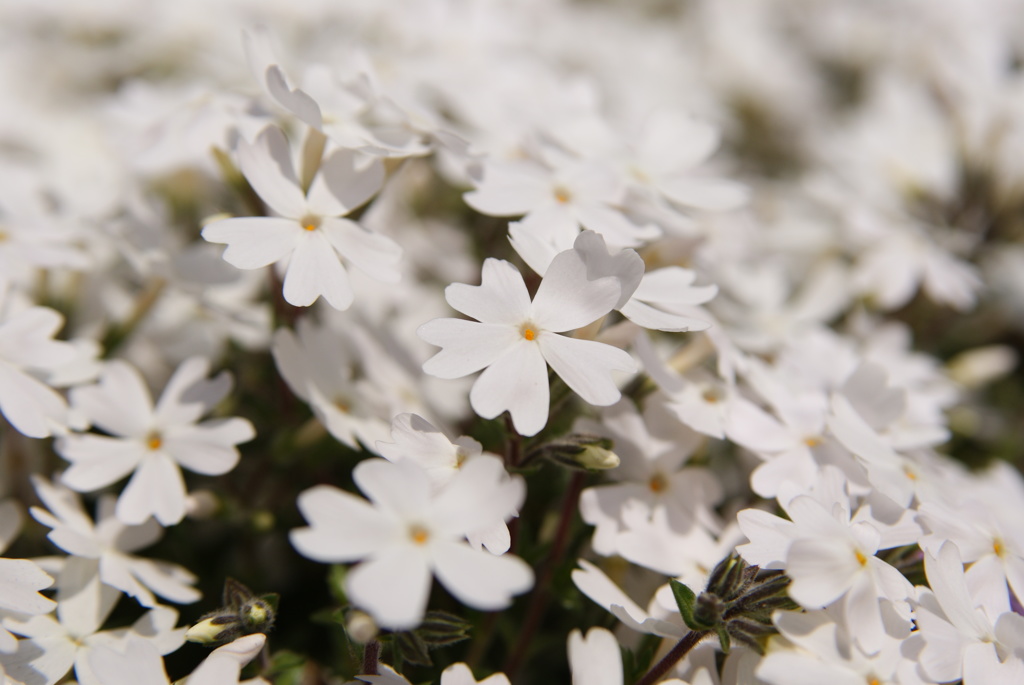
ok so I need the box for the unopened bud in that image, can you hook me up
[186,613,241,645]
[538,434,620,471]
[346,611,378,644]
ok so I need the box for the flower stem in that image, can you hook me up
[361,639,381,676]
[101,277,167,356]
[503,471,586,681]
[632,630,709,685]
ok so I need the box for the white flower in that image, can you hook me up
[56,357,255,526]
[914,542,1024,684]
[737,469,915,655]
[29,476,200,607]
[290,458,532,630]
[0,558,55,654]
[374,413,516,554]
[465,156,659,252]
[419,249,636,436]
[201,126,401,310]
[0,298,79,438]
[356,662,509,685]
[2,601,184,685]
[568,627,686,685]
[88,633,267,685]
[577,401,722,557]
[272,319,390,449]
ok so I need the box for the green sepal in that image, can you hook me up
[328,565,349,604]
[396,630,432,667]
[416,610,472,648]
[716,625,731,654]
[260,593,281,613]
[670,580,706,631]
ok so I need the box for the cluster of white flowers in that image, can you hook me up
[2,0,1024,683]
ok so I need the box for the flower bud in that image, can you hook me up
[539,434,620,471]
[186,613,241,645]
[346,611,378,644]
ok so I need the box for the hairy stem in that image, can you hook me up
[361,639,381,676]
[633,631,709,685]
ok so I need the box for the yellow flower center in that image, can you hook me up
[522,326,537,341]
[994,538,1005,558]
[304,224,317,231]
[409,525,430,545]
[804,436,821,448]
[553,186,572,204]
[855,549,868,567]
[146,433,163,450]
[701,387,722,404]
[649,473,668,494]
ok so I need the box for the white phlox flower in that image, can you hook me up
[571,559,686,638]
[88,633,267,685]
[465,154,660,253]
[374,413,516,554]
[736,468,916,655]
[510,229,717,334]
[0,557,55,654]
[912,541,1024,685]
[916,464,1024,629]
[418,247,636,436]
[1,599,184,685]
[290,457,533,630]
[354,661,509,685]
[243,28,431,158]
[56,357,255,526]
[272,318,391,450]
[0,295,79,439]
[29,476,200,608]
[201,125,402,310]
[632,333,738,440]
[568,626,688,685]
[578,400,722,557]
[756,608,931,685]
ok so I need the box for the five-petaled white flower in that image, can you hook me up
[290,457,532,630]
[418,249,636,436]
[56,357,255,526]
[202,125,402,310]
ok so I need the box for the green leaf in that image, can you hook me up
[670,580,703,631]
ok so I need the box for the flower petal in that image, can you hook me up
[116,454,187,526]
[310,149,385,215]
[202,217,301,269]
[291,485,395,562]
[236,125,306,217]
[469,341,548,436]
[430,539,533,610]
[538,334,634,406]
[420,319,520,379]
[530,250,620,332]
[320,218,401,282]
[444,259,531,326]
[347,545,432,630]
[282,231,353,309]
